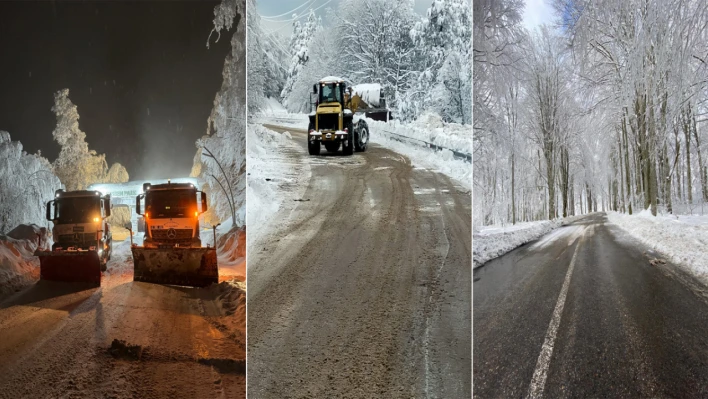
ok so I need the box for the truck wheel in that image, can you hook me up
[355,121,369,152]
[343,122,354,155]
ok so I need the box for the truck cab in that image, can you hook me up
[135,181,208,249]
[45,189,112,265]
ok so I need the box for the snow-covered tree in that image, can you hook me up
[104,163,129,184]
[475,0,708,227]
[194,0,247,227]
[51,89,128,191]
[400,0,472,123]
[246,0,288,113]
[335,0,418,109]
[0,131,62,233]
[281,9,320,110]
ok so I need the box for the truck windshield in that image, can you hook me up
[56,197,100,223]
[320,83,342,104]
[146,189,196,218]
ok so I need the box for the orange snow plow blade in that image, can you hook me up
[35,250,102,285]
[131,247,218,287]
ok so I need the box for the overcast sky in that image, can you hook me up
[523,0,555,31]
[0,1,231,181]
[256,0,433,36]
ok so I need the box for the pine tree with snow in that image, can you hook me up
[281,9,320,109]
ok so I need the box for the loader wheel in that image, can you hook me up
[308,140,321,155]
[324,142,340,153]
[355,121,369,152]
[307,122,320,155]
[343,122,354,156]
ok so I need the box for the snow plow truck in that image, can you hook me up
[308,76,371,156]
[131,180,217,287]
[36,189,113,284]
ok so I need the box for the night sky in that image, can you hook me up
[0,0,232,180]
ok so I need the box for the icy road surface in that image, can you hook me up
[474,213,708,398]
[247,124,471,398]
[0,240,245,398]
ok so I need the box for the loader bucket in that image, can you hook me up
[35,250,102,285]
[131,247,218,287]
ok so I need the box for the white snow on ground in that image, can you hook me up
[386,111,471,153]
[255,111,309,131]
[474,220,560,268]
[366,114,471,189]
[607,210,708,285]
[261,97,288,114]
[247,123,311,246]
[0,224,49,296]
[105,239,136,277]
[474,215,589,268]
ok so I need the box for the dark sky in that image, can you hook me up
[0,0,232,180]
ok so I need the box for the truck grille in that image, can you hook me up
[150,228,193,240]
[317,114,338,131]
[58,233,99,245]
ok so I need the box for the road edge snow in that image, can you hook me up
[606,211,708,287]
[473,215,590,268]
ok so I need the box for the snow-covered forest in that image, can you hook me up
[474,0,708,227]
[248,0,471,125]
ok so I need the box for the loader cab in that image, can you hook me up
[316,80,346,108]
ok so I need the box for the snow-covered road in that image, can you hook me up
[0,239,245,398]
[247,123,471,397]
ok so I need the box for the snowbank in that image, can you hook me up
[473,215,589,268]
[0,224,49,296]
[474,220,561,268]
[370,111,470,153]
[247,123,311,245]
[607,210,708,285]
[207,279,246,341]
[202,217,246,281]
[366,113,471,189]
[255,98,310,130]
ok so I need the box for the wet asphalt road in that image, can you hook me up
[474,213,708,398]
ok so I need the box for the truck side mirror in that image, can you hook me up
[104,199,111,217]
[313,84,317,94]
[46,201,53,221]
[201,192,208,213]
[136,195,142,215]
